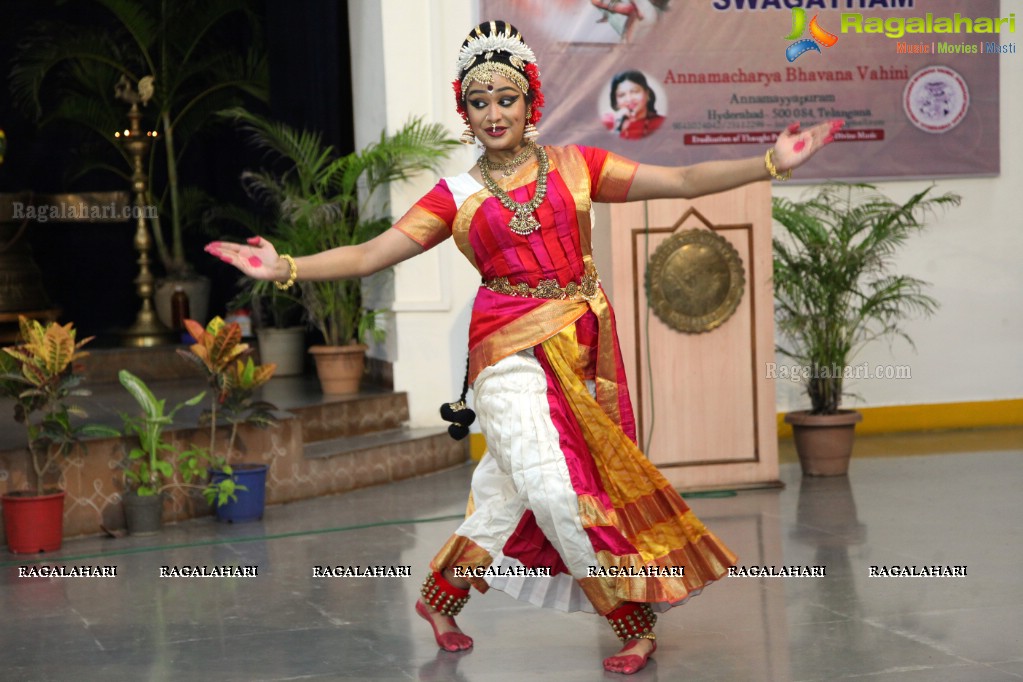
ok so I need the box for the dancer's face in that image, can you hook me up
[465,74,528,154]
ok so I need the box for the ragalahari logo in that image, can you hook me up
[784,8,838,62]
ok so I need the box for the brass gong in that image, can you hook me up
[645,228,745,333]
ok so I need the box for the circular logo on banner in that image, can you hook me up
[903,66,970,134]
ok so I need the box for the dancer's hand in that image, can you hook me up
[204,236,285,281]
[771,119,844,172]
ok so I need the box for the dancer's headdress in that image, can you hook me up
[452,20,544,128]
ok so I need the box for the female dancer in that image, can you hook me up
[207,20,842,675]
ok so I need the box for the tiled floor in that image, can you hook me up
[1,430,1021,681]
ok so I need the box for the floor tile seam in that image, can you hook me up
[982,661,1023,679]
[161,624,328,646]
[857,614,980,663]
[792,661,980,682]
[863,603,1023,618]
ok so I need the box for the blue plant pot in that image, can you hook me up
[210,463,268,523]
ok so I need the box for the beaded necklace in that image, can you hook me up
[483,141,535,177]
[478,143,549,236]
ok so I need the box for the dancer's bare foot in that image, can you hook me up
[416,599,473,651]
[603,637,656,674]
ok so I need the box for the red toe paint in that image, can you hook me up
[415,600,473,652]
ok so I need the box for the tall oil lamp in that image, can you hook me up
[116,77,175,346]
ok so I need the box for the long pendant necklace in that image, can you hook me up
[478,143,550,236]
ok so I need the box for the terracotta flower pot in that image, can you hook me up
[784,410,863,476]
[308,344,367,394]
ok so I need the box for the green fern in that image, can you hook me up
[772,183,960,414]
[221,108,458,345]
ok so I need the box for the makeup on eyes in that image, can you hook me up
[469,96,519,109]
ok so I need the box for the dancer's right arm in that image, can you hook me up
[205,229,425,283]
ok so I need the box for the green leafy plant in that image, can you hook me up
[229,274,304,330]
[772,183,960,414]
[176,316,277,506]
[10,0,268,276]
[221,108,459,346]
[118,369,204,496]
[0,317,119,496]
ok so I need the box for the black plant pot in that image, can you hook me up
[123,491,164,536]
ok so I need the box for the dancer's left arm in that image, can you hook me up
[626,119,843,201]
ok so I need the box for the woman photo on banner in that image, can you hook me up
[602,69,666,140]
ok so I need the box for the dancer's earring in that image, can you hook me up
[524,106,539,141]
[460,124,476,145]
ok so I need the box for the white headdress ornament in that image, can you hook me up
[457,34,537,73]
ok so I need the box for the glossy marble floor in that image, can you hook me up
[2,429,1021,681]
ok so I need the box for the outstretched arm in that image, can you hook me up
[205,228,425,284]
[626,119,843,201]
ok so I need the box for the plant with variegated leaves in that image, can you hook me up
[176,317,278,506]
[0,317,118,496]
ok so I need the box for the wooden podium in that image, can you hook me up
[600,182,780,491]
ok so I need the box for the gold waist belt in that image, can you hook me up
[482,264,599,301]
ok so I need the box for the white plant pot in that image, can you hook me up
[155,276,211,330]
[257,327,306,376]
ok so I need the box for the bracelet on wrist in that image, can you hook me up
[764,148,792,181]
[274,254,297,291]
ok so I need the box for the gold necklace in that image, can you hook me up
[478,144,549,236]
[483,142,535,177]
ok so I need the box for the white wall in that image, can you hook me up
[349,0,1021,427]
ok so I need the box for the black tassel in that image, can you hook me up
[440,356,476,441]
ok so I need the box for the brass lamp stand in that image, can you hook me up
[117,102,175,347]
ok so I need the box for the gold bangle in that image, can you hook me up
[274,254,297,291]
[765,148,792,181]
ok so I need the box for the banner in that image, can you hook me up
[479,0,1006,179]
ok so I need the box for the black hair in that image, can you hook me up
[609,70,659,118]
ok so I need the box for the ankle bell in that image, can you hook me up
[420,570,471,617]
[606,602,657,642]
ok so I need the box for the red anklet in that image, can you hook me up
[420,570,470,617]
[605,602,657,641]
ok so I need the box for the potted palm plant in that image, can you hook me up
[221,108,458,393]
[117,369,205,535]
[772,183,960,475]
[10,0,268,321]
[0,317,118,553]
[176,317,278,522]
